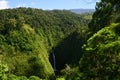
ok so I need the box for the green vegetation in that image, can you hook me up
[0,61,43,80]
[89,0,120,33]
[0,0,120,79]
[0,7,91,79]
[79,23,120,79]
[62,0,120,79]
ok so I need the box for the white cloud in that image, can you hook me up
[17,2,35,8]
[31,2,35,5]
[0,0,9,9]
[17,3,27,7]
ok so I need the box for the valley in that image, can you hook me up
[0,0,120,79]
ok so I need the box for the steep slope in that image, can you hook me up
[0,8,92,79]
[52,28,88,70]
[79,23,120,79]
[61,1,120,79]
[0,24,54,79]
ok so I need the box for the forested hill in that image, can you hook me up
[1,0,120,79]
[0,7,92,79]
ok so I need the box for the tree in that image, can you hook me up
[17,17,25,28]
[89,0,120,33]
[79,23,120,79]
[0,61,8,80]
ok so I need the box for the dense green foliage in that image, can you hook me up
[61,0,120,79]
[0,7,91,79]
[0,23,54,79]
[61,24,120,80]
[0,61,8,80]
[79,23,120,79]
[0,61,43,80]
[0,0,120,79]
[89,0,120,33]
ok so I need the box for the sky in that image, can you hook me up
[0,0,100,10]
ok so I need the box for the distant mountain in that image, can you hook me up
[70,9,95,14]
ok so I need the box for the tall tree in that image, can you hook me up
[89,0,120,33]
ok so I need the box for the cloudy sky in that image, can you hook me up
[0,0,99,10]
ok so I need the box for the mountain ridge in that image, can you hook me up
[70,9,95,14]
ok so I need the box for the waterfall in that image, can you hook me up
[52,50,57,71]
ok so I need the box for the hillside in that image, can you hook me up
[0,0,120,79]
[60,0,120,79]
[79,23,120,79]
[0,7,92,79]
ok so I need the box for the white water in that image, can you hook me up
[52,50,57,71]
